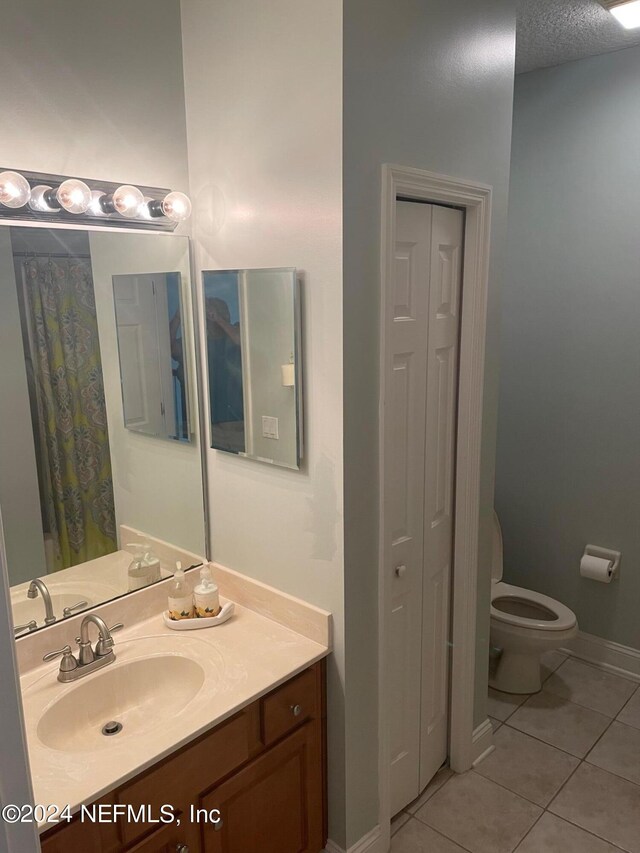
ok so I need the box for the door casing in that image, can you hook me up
[378,164,493,848]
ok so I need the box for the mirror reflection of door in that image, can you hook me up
[112,272,190,443]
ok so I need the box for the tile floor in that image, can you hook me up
[391,652,640,853]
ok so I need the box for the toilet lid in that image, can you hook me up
[491,582,577,632]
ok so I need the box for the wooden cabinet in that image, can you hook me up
[40,661,326,853]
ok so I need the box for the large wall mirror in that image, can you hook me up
[0,226,207,635]
[203,267,303,470]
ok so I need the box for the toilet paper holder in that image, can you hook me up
[583,544,621,580]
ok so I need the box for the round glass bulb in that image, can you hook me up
[88,191,107,216]
[28,185,59,212]
[56,179,91,214]
[0,171,31,208]
[112,184,144,217]
[162,191,192,222]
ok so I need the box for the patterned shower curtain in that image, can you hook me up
[24,257,117,571]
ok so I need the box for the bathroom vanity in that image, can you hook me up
[17,566,330,853]
[39,661,326,853]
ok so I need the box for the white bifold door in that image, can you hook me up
[386,200,463,816]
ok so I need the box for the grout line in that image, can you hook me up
[409,813,475,853]
[511,810,545,852]
[501,715,598,761]
[546,802,631,852]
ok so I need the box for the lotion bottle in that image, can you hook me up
[167,562,194,620]
[194,565,221,618]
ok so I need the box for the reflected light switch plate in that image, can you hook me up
[262,416,279,439]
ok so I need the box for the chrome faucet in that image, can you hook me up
[27,578,56,625]
[43,613,124,683]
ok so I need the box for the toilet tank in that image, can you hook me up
[492,511,504,582]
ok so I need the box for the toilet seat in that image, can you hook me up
[491,581,577,632]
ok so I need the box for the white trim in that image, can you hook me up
[324,826,385,853]
[562,631,640,683]
[378,164,493,841]
[471,718,495,766]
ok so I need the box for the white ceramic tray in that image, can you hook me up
[163,601,235,630]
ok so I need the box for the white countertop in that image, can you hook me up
[21,598,329,831]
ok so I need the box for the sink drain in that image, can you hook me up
[101,720,123,736]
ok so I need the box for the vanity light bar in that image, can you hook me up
[0,169,191,231]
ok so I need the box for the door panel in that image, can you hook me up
[420,205,463,789]
[387,203,431,816]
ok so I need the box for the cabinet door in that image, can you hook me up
[126,820,200,853]
[201,722,323,853]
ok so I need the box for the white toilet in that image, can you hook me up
[490,512,577,694]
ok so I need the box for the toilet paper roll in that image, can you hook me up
[580,554,615,583]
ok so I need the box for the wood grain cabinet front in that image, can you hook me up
[40,661,326,853]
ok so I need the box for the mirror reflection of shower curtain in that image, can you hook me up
[22,257,117,571]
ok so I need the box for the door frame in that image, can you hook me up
[379,164,493,837]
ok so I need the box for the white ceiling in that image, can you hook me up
[517,0,640,73]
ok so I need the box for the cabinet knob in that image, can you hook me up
[175,845,190,853]
[214,817,224,832]
[291,704,303,717]
[394,564,407,578]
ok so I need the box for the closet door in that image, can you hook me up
[386,201,463,814]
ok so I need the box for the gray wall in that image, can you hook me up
[0,229,46,585]
[0,0,189,194]
[343,0,516,843]
[496,46,640,651]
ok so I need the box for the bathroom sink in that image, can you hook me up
[36,653,205,752]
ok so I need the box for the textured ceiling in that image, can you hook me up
[517,0,640,73]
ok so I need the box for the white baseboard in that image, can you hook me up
[325,826,385,853]
[471,718,495,766]
[561,631,640,683]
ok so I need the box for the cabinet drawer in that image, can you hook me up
[117,711,250,846]
[261,667,318,746]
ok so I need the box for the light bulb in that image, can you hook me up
[28,185,59,212]
[610,0,640,28]
[161,191,192,222]
[112,184,144,217]
[55,179,91,214]
[0,171,31,208]
[88,191,107,216]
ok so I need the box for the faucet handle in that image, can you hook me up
[13,620,38,637]
[62,600,88,618]
[43,645,78,673]
[95,623,124,656]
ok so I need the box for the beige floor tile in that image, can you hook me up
[515,812,624,853]
[540,650,568,683]
[487,687,529,721]
[549,762,640,853]
[587,720,640,786]
[617,686,640,730]
[508,691,611,757]
[418,771,541,853]
[406,766,454,814]
[391,811,411,836]
[544,659,636,717]
[392,818,468,852]
[475,725,579,806]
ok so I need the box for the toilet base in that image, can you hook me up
[489,650,542,694]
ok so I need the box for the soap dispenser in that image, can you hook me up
[127,543,162,591]
[194,565,221,618]
[167,562,194,620]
